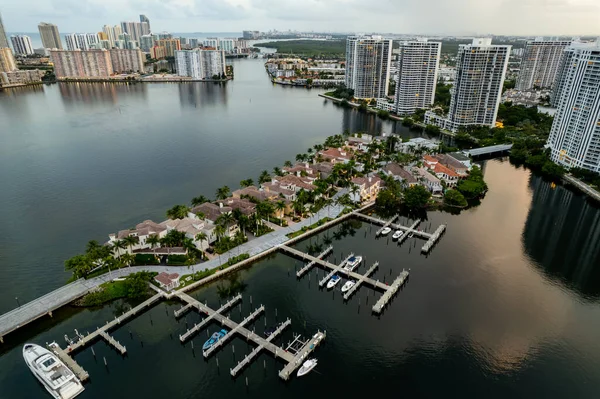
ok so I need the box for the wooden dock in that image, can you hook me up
[318,253,355,287]
[278,331,327,380]
[372,269,409,314]
[230,318,291,377]
[396,220,422,246]
[421,224,447,253]
[296,245,333,277]
[343,262,379,301]
[48,342,89,382]
[178,294,242,342]
[203,305,265,357]
[173,303,193,318]
[375,214,399,235]
[98,331,126,355]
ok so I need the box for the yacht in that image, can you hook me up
[380,227,392,236]
[326,275,341,289]
[341,280,356,293]
[297,358,318,377]
[343,256,362,271]
[23,343,85,399]
[203,329,228,350]
[392,230,403,240]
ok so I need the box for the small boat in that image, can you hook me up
[392,230,403,240]
[380,227,392,235]
[23,343,85,399]
[343,256,362,271]
[341,280,356,293]
[203,329,228,350]
[297,358,318,377]
[326,275,341,289]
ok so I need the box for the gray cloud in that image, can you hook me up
[1,0,598,35]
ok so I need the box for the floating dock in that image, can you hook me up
[372,269,409,314]
[421,224,447,254]
[178,294,242,342]
[375,214,399,235]
[278,331,327,380]
[318,252,355,287]
[296,245,333,277]
[343,262,379,301]
[48,342,90,382]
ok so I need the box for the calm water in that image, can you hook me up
[1,60,600,398]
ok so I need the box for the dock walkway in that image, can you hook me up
[318,253,354,287]
[372,269,409,314]
[296,246,333,277]
[278,331,326,380]
[421,225,446,253]
[343,262,379,301]
[48,342,90,382]
[375,215,399,235]
[178,294,242,342]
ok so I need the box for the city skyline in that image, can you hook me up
[0,0,599,36]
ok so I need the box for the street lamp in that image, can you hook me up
[15,297,20,308]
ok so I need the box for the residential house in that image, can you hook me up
[262,174,316,201]
[312,162,334,179]
[109,219,168,252]
[396,137,440,154]
[318,147,354,164]
[218,197,256,216]
[351,175,382,202]
[432,162,460,187]
[282,163,317,180]
[446,152,472,171]
[413,167,443,194]
[232,186,274,202]
[190,202,239,238]
[382,162,419,187]
[155,272,180,291]
[346,135,373,152]
[159,217,217,249]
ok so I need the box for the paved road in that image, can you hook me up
[0,203,345,340]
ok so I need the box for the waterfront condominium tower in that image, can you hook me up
[175,49,226,79]
[50,49,114,78]
[38,22,63,49]
[426,38,510,132]
[0,12,8,48]
[109,48,145,73]
[516,39,571,90]
[345,35,392,99]
[140,15,151,34]
[10,35,34,55]
[394,39,441,116]
[0,46,16,72]
[547,42,600,172]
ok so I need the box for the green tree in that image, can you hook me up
[240,179,254,188]
[403,185,431,209]
[273,166,283,176]
[167,204,190,219]
[112,240,127,259]
[275,200,286,225]
[191,195,209,207]
[123,235,138,254]
[195,232,208,249]
[258,170,271,184]
[216,186,231,200]
[284,160,293,168]
[444,189,467,207]
[146,235,160,249]
[121,253,135,268]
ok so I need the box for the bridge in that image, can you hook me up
[463,144,513,157]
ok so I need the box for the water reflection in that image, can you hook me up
[0,84,46,118]
[58,82,147,106]
[178,82,228,108]
[523,174,600,299]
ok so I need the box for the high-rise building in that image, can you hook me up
[11,35,34,55]
[102,25,116,48]
[157,32,172,40]
[547,42,600,172]
[38,22,62,49]
[516,39,571,90]
[0,46,16,72]
[65,33,99,51]
[150,45,167,59]
[140,15,151,33]
[140,35,154,52]
[121,21,148,42]
[109,48,144,73]
[156,38,181,57]
[345,35,392,99]
[220,38,236,52]
[203,37,220,49]
[425,38,510,132]
[86,33,99,48]
[175,49,226,79]
[394,39,441,116]
[0,12,8,49]
[242,30,259,40]
[50,49,114,78]
[65,34,77,51]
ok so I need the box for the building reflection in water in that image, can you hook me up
[523,174,600,299]
[0,84,46,118]
[58,81,147,106]
[178,82,228,108]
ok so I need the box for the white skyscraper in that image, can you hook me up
[345,35,392,99]
[0,12,9,48]
[547,42,600,172]
[38,22,63,49]
[425,38,510,132]
[516,39,571,90]
[394,39,441,116]
[86,33,99,48]
[175,49,226,79]
[65,34,77,51]
[102,25,116,48]
[10,35,34,55]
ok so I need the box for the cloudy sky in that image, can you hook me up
[1,0,599,36]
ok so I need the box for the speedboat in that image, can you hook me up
[341,280,356,293]
[343,256,362,271]
[23,343,85,399]
[297,358,318,377]
[392,230,403,240]
[203,329,228,350]
[326,275,341,289]
[380,227,392,236]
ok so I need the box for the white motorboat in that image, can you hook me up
[343,256,362,271]
[23,343,85,399]
[297,358,318,377]
[326,275,341,289]
[380,227,392,236]
[392,230,403,240]
[341,280,356,293]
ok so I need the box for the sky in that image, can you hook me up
[1,0,599,36]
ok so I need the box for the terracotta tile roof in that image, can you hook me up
[423,155,439,164]
[318,147,353,162]
[262,182,295,196]
[191,202,231,222]
[434,153,469,171]
[433,162,459,177]
[383,163,418,183]
[232,186,274,202]
[275,174,316,190]
[351,175,382,189]
[220,197,256,215]
[155,272,180,286]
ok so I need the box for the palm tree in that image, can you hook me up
[191,195,209,207]
[123,235,138,254]
[215,224,226,242]
[295,153,305,162]
[284,160,292,168]
[237,214,250,236]
[146,234,160,249]
[195,232,207,250]
[112,239,127,259]
[167,204,190,219]
[121,253,135,268]
[350,184,360,204]
[258,170,271,184]
[323,198,333,217]
[275,200,286,225]
[257,201,274,224]
[273,166,283,176]
[240,178,254,188]
[216,186,231,200]
[217,212,236,237]
[307,148,313,154]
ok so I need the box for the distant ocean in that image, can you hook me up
[7,32,242,49]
